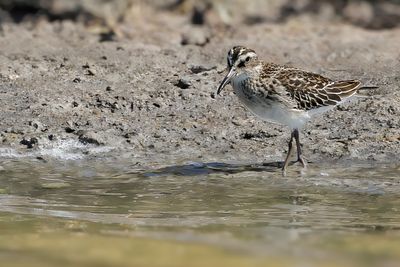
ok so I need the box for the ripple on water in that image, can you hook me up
[0,159,399,265]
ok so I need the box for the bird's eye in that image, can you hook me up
[245,57,250,62]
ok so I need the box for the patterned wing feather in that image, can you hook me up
[305,80,361,109]
[273,69,361,110]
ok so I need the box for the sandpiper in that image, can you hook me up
[217,46,375,174]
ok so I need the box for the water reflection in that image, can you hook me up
[143,161,282,176]
[0,159,399,265]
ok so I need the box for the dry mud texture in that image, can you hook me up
[0,5,399,166]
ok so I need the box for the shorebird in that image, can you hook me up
[217,46,375,174]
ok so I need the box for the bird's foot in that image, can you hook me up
[281,157,307,176]
[282,167,287,177]
[296,156,307,169]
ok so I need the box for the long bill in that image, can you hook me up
[217,67,236,95]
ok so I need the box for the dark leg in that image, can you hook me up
[282,130,295,174]
[293,129,307,168]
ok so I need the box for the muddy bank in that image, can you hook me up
[0,5,399,166]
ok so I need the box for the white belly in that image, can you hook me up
[231,75,310,129]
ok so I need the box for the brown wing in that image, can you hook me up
[273,69,361,110]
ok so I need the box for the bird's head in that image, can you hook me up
[217,46,258,95]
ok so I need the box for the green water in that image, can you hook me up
[0,159,400,267]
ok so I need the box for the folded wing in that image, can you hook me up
[274,69,362,111]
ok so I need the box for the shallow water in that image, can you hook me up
[0,158,400,267]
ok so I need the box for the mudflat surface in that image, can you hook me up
[0,8,399,166]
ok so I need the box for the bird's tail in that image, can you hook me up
[356,85,378,97]
[358,86,379,90]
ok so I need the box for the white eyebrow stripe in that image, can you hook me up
[238,52,257,62]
